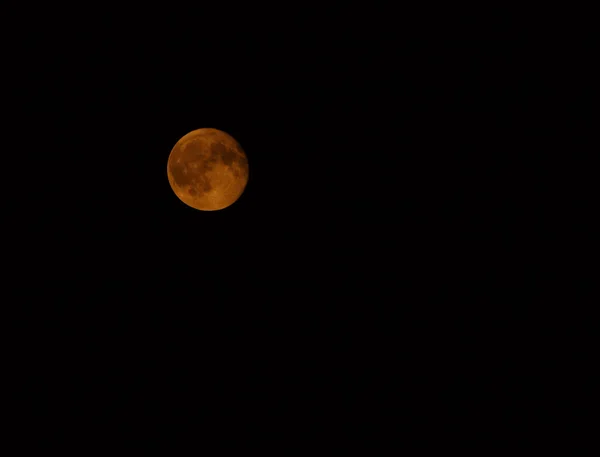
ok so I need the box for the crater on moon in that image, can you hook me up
[167,128,249,211]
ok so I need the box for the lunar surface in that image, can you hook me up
[167,128,249,211]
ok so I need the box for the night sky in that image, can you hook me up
[10,5,574,449]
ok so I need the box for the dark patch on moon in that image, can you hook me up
[186,175,212,197]
[170,161,192,188]
[201,160,216,171]
[205,152,219,167]
[232,154,248,178]
[223,147,238,166]
[191,170,212,197]
[211,142,239,166]
[210,143,226,161]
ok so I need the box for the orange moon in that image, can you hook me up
[167,128,249,211]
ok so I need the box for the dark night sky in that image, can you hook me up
[8,5,579,449]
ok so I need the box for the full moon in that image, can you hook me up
[167,128,249,211]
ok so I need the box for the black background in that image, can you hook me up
[6,4,586,450]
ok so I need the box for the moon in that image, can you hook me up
[167,128,249,211]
